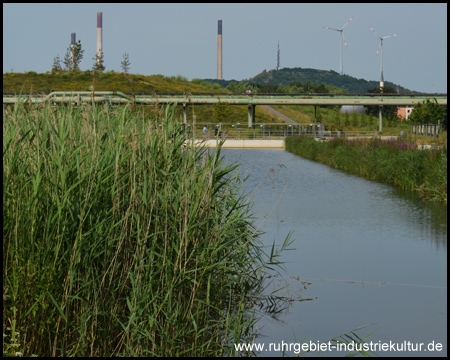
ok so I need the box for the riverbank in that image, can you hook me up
[285,135,447,201]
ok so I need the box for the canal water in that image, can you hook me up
[219,148,447,357]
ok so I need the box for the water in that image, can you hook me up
[219,148,447,357]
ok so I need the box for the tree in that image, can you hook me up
[63,49,72,71]
[256,84,279,93]
[408,99,445,125]
[52,54,62,72]
[226,81,257,94]
[316,83,327,93]
[72,40,85,71]
[92,50,106,72]
[73,40,85,70]
[316,106,323,123]
[63,40,84,71]
[121,52,131,73]
[213,102,231,123]
[305,81,311,92]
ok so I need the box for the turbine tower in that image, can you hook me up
[323,16,354,75]
[369,26,398,89]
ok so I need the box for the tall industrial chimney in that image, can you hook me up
[97,12,103,64]
[277,41,280,71]
[217,20,222,80]
[71,33,76,70]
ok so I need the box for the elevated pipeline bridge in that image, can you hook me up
[3,91,447,131]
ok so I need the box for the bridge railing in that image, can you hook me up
[182,123,313,140]
[3,91,447,106]
[181,123,377,140]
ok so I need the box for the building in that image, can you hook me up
[397,106,414,121]
[340,105,365,114]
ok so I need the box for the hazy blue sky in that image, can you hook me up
[3,3,447,93]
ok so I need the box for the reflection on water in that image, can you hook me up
[219,148,447,357]
[389,188,447,252]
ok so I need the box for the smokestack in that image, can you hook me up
[97,12,103,64]
[70,33,76,71]
[277,41,280,71]
[217,20,222,80]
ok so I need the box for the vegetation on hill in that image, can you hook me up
[204,67,418,94]
[2,71,226,94]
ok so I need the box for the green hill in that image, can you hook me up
[203,67,417,94]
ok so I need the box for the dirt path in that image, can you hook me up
[261,105,298,124]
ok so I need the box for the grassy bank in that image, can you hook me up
[3,101,290,356]
[2,71,223,93]
[285,136,447,201]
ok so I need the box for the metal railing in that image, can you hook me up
[180,123,377,140]
[411,123,442,137]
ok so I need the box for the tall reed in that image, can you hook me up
[3,101,288,356]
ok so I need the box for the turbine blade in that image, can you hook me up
[323,26,340,31]
[342,31,348,48]
[375,40,382,56]
[341,16,354,30]
[382,33,399,39]
[369,25,382,39]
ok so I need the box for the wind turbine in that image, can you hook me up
[369,26,398,133]
[323,16,354,75]
[369,26,398,87]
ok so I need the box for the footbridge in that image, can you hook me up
[3,91,446,131]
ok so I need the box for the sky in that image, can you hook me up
[3,3,447,93]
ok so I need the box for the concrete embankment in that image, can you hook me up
[188,139,285,149]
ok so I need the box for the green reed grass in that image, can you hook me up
[3,101,290,356]
[285,136,447,201]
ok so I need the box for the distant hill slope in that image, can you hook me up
[203,67,417,94]
[2,71,226,93]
